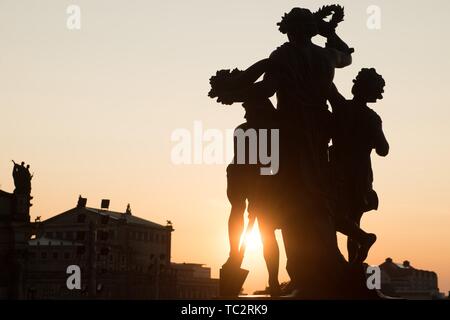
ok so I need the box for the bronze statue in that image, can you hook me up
[329,68,389,264]
[209,4,386,299]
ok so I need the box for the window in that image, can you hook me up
[101,215,109,225]
[76,231,86,241]
[64,252,70,260]
[56,232,63,239]
[66,232,73,240]
[53,252,58,260]
[98,230,108,241]
[41,252,47,259]
[45,232,53,238]
[77,246,86,255]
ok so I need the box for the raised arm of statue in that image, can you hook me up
[328,83,347,110]
[325,35,353,68]
[315,5,353,68]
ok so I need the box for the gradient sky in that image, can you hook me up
[1,0,450,295]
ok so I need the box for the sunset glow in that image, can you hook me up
[242,222,263,252]
[1,0,449,297]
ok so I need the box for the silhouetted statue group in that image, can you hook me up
[12,161,33,196]
[209,5,389,299]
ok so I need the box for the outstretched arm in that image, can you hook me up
[210,59,279,105]
[225,77,277,103]
[227,59,271,90]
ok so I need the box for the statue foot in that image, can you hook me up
[268,280,281,297]
[354,233,377,264]
[280,281,295,296]
[281,288,301,299]
[222,253,241,269]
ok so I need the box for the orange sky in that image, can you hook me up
[1,0,449,295]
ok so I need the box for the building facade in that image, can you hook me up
[26,197,174,299]
[379,258,441,299]
[0,188,32,299]
[1,165,219,300]
[23,197,219,300]
[159,263,220,299]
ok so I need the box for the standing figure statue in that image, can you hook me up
[12,160,32,196]
[212,66,282,296]
[329,69,389,264]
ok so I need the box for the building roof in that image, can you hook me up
[379,258,437,278]
[44,206,171,230]
[85,207,168,229]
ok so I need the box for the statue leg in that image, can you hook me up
[258,219,280,296]
[346,209,364,263]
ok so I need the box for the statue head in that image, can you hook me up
[21,161,25,166]
[352,68,385,103]
[277,8,318,43]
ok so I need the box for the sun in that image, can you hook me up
[243,223,263,251]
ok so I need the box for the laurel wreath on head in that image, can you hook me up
[314,4,345,29]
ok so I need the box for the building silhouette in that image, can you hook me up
[379,257,442,299]
[0,190,32,299]
[24,197,219,299]
[159,263,219,299]
[25,197,174,299]
[1,180,219,299]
